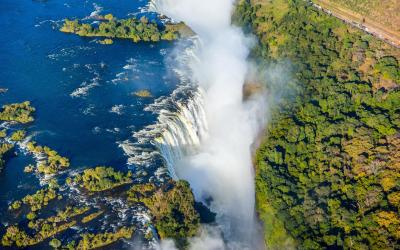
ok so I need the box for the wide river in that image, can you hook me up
[0,0,186,248]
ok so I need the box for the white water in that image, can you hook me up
[146,0,267,249]
[153,87,208,179]
[119,37,208,181]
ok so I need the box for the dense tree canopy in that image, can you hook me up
[60,16,193,43]
[71,166,132,192]
[0,101,35,123]
[235,0,400,248]
[26,141,70,175]
[127,180,200,248]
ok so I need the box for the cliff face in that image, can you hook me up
[235,0,400,249]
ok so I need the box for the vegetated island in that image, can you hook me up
[70,226,134,250]
[26,141,70,175]
[67,166,133,192]
[81,210,103,224]
[127,180,200,248]
[0,101,35,124]
[2,201,131,249]
[235,0,400,249]
[98,38,113,45]
[0,101,35,172]
[10,130,26,142]
[10,180,61,212]
[132,89,152,98]
[60,14,194,43]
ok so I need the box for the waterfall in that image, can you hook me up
[124,4,206,180]
[119,83,208,181]
[119,37,207,182]
[153,88,208,179]
[141,0,268,248]
[147,0,163,16]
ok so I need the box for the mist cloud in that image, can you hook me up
[156,227,225,250]
[152,0,267,248]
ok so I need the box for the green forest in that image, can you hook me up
[235,0,400,249]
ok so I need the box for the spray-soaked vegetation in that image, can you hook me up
[127,180,200,248]
[60,15,194,43]
[235,0,400,248]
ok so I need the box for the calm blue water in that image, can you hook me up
[0,0,180,247]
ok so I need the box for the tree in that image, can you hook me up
[49,238,61,249]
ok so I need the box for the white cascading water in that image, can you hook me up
[119,84,207,179]
[147,0,267,249]
[153,87,208,179]
[119,36,211,183]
